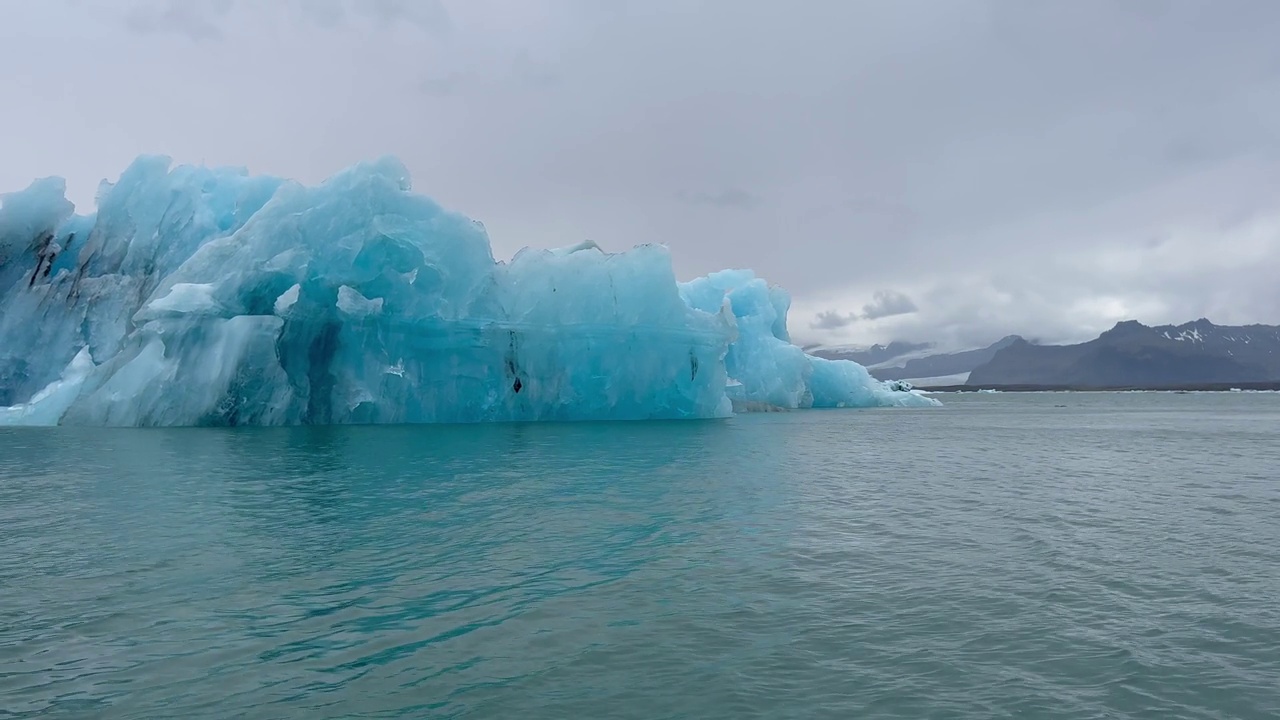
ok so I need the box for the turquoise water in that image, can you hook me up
[2,393,1279,719]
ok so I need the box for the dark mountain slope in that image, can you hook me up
[806,341,930,367]
[872,335,1022,381]
[967,319,1280,386]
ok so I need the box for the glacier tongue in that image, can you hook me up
[0,155,938,427]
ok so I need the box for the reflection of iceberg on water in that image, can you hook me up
[0,156,939,427]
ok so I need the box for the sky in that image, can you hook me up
[3,0,1280,350]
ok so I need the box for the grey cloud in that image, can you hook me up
[124,0,232,41]
[358,0,450,34]
[811,311,860,330]
[419,72,466,98]
[285,0,452,33]
[810,290,918,330]
[8,0,1280,352]
[796,208,1280,350]
[121,0,450,41]
[513,50,560,89]
[861,290,918,320]
[295,0,344,28]
[846,195,914,218]
[677,189,763,210]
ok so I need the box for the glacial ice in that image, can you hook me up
[0,156,938,427]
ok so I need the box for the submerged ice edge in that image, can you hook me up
[0,154,939,427]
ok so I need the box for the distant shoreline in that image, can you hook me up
[916,382,1280,393]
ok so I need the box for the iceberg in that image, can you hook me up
[0,156,938,427]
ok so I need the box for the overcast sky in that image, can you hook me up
[3,0,1280,349]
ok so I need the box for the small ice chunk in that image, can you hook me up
[336,285,383,317]
[137,283,222,320]
[0,347,95,426]
[274,284,300,315]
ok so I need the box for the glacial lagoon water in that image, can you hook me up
[2,392,1279,719]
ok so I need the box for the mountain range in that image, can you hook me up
[809,336,1021,382]
[968,319,1280,387]
[809,319,1280,389]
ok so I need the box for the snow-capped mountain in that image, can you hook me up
[967,319,1280,387]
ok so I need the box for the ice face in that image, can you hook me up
[0,156,938,426]
[678,270,935,411]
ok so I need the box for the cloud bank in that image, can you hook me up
[3,0,1278,350]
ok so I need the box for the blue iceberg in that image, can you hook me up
[0,156,938,426]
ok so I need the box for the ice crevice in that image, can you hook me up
[0,155,938,427]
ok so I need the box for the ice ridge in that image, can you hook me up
[0,156,938,426]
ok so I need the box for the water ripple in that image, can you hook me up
[2,394,1279,718]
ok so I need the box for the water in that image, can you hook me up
[2,392,1279,719]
